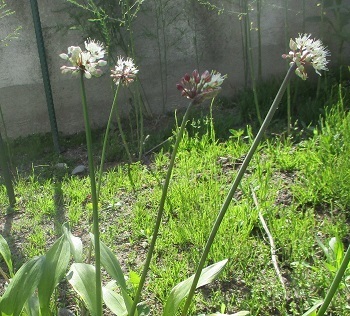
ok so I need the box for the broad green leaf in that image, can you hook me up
[199,312,250,316]
[163,259,228,316]
[103,285,128,316]
[0,256,45,316]
[38,235,70,314]
[329,237,344,268]
[0,234,13,277]
[63,222,83,262]
[90,233,135,314]
[137,301,150,316]
[301,300,323,316]
[24,295,40,316]
[67,263,98,316]
[90,233,127,290]
[316,236,330,261]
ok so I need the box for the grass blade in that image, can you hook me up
[0,256,45,316]
[301,300,323,316]
[163,259,228,316]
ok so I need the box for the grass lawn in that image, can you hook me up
[0,84,350,315]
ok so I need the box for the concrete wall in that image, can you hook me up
[0,0,348,138]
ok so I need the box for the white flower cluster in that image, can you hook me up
[110,56,139,86]
[60,39,107,79]
[283,33,330,80]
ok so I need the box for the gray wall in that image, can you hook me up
[0,0,348,138]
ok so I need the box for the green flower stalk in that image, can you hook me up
[129,69,226,316]
[97,56,138,197]
[60,38,107,316]
[110,56,139,164]
[181,35,330,315]
[317,244,350,315]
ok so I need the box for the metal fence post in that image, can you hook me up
[29,0,60,153]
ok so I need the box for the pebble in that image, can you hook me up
[71,165,86,175]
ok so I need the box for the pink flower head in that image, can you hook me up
[177,69,226,104]
[282,33,330,80]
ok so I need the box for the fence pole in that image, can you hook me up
[29,0,60,153]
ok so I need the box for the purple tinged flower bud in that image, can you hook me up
[184,74,191,82]
[177,84,184,91]
[201,70,211,82]
[176,69,226,104]
[192,70,200,84]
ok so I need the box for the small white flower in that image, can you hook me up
[110,56,139,86]
[282,33,330,80]
[60,40,107,79]
[84,38,106,61]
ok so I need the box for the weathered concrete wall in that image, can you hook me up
[0,0,348,138]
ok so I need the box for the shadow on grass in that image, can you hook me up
[53,180,66,237]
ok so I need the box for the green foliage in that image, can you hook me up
[0,234,13,277]
[0,0,21,46]
[67,263,99,316]
[0,256,45,315]
[37,235,70,314]
[163,259,228,316]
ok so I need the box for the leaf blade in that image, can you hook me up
[0,234,13,277]
[163,259,228,316]
[67,263,98,316]
[37,235,70,314]
[0,256,45,316]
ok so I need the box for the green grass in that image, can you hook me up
[0,84,350,315]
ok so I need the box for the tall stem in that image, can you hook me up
[79,73,102,316]
[246,3,262,125]
[256,0,262,81]
[284,0,291,135]
[129,101,194,316]
[115,91,133,164]
[317,244,350,316]
[97,84,121,199]
[181,64,296,315]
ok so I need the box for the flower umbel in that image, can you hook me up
[110,56,139,86]
[176,70,226,104]
[60,39,107,79]
[282,33,330,80]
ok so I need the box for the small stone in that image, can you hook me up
[71,165,86,175]
[58,308,75,316]
[55,163,68,169]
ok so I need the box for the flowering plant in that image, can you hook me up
[111,56,139,86]
[59,39,107,78]
[176,70,226,104]
[282,33,330,80]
